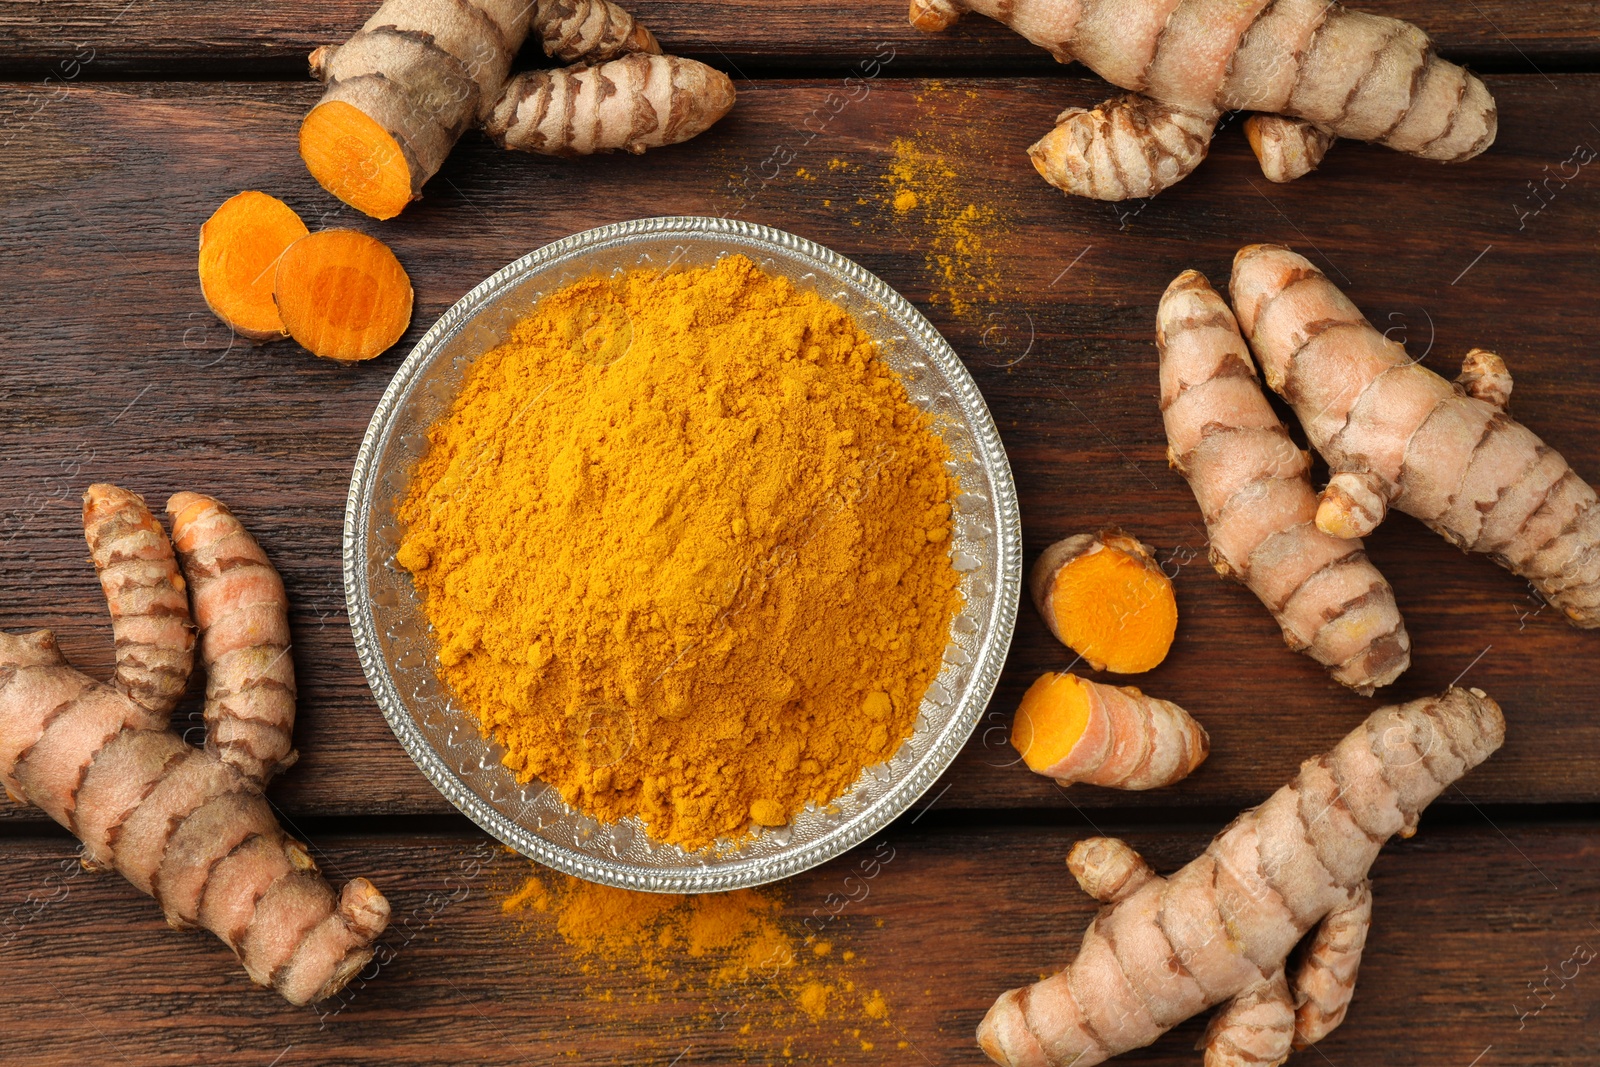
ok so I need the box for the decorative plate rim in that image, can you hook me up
[343,216,1021,892]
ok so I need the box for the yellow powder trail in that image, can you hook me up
[880,83,1018,322]
[500,867,900,1056]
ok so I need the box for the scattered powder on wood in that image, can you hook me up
[501,867,898,1058]
[880,83,1016,321]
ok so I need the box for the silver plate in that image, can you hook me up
[344,216,1021,892]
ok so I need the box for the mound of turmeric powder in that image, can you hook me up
[397,255,962,850]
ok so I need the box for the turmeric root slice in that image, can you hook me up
[273,229,413,363]
[198,191,309,341]
[1029,529,1177,673]
[1011,672,1208,790]
[298,99,418,223]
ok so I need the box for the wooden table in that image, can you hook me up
[3,3,1598,1064]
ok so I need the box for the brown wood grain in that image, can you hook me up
[0,0,1595,78]
[3,6,1597,1063]
[2,75,1599,821]
[0,819,1593,1065]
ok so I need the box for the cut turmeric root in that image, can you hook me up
[1029,529,1177,673]
[302,0,733,218]
[296,100,414,222]
[273,229,413,363]
[1011,672,1207,790]
[197,191,309,340]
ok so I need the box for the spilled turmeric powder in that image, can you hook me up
[880,83,1015,320]
[500,865,897,1045]
[397,255,962,851]
[504,871,795,987]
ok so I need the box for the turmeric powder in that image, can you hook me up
[502,870,796,987]
[499,865,901,1054]
[880,84,1015,321]
[397,255,962,851]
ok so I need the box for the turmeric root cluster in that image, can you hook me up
[301,0,737,219]
[910,0,1497,200]
[0,485,389,1005]
[995,244,1592,1061]
[1232,245,1600,627]
[1151,242,1600,727]
[981,687,1505,1067]
[198,191,413,362]
[1158,269,1410,692]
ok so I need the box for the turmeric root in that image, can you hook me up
[1011,673,1208,790]
[83,485,195,716]
[1244,114,1337,183]
[978,686,1505,1066]
[533,0,660,63]
[197,191,309,341]
[1231,244,1600,628]
[300,0,733,218]
[168,492,297,787]
[300,0,537,220]
[1029,530,1177,673]
[1067,836,1154,903]
[1030,95,1215,202]
[1158,269,1409,693]
[0,486,388,1005]
[1458,346,1514,411]
[486,53,737,157]
[1199,970,1296,1067]
[273,229,413,363]
[1291,880,1371,1048]
[910,0,1496,200]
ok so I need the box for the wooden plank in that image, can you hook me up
[0,820,1593,1064]
[0,1,1595,79]
[2,75,1598,821]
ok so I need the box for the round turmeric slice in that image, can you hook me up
[273,229,413,363]
[299,100,416,222]
[197,191,309,341]
[1029,529,1178,673]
